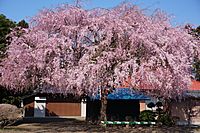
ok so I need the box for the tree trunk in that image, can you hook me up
[100,92,107,122]
[163,99,172,116]
[186,99,194,127]
[187,108,192,126]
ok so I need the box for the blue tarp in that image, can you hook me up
[93,88,150,100]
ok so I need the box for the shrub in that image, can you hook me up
[157,113,174,126]
[147,102,155,109]
[156,101,163,107]
[139,110,155,122]
[2,96,21,107]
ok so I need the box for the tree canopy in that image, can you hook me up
[0,3,199,98]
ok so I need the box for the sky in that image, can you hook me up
[0,0,200,27]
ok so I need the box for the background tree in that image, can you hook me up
[193,57,200,81]
[17,20,29,28]
[0,3,199,121]
[0,14,16,60]
[192,26,200,81]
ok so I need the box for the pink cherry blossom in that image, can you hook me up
[0,3,199,98]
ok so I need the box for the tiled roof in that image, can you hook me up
[120,77,200,91]
[186,91,200,98]
[187,80,200,98]
[190,80,200,90]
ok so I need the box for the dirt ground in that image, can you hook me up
[0,118,200,133]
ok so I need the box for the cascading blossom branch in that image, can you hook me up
[0,3,199,98]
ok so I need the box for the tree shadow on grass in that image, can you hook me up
[8,117,106,132]
[4,118,200,132]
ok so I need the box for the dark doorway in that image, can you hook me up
[86,99,140,121]
[107,100,139,121]
[86,99,101,121]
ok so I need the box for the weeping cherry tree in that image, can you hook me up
[0,3,199,121]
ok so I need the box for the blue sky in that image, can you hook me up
[0,0,200,26]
